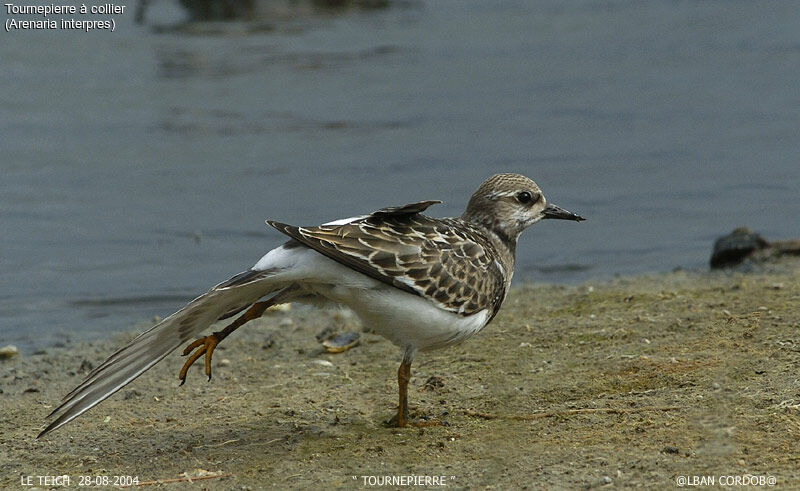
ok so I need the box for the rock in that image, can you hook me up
[79,359,95,372]
[124,390,142,400]
[262,331,278,349]
[422,375,445,391]
[710,227,768,268]
[321,332,360,354]
[0,345,19,359]
[711,228,800,269]
[315,325,336,342]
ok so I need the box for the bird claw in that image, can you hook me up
[178,333,221,385]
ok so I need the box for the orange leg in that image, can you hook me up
[387,349,414,427]
[388,349,444,428]
[395,357,412,427]
[178,300,271,385]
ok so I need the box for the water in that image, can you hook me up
[2,1,799,353]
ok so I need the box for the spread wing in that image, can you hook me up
[39,269,282,437]
[268,201,506,316]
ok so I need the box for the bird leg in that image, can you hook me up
[395,356,412,426]
[178,300,271,385]
[179,286,299,384]
[387,349,416,427]
[387,349,446,427]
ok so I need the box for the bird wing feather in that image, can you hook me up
[39,270,277,437]
[268,203,503,316]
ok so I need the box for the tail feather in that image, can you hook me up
[39,270,280,438]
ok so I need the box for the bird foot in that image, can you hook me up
[178,332,223,385]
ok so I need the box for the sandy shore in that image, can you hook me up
[2,258,799,489]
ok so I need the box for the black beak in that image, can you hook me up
[542,203,585,222]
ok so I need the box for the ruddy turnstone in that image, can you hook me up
[39,173,583,437]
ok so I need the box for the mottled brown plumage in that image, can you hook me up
[268,174,581,322]
[39,173,584,436]
[269,212,507,318]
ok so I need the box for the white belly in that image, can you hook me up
[325,281,490,352]
[255,245,491,352]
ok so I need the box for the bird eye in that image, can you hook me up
[516,191,533,204]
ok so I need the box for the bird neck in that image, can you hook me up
[461,211,519,258]
[459,215,518,287]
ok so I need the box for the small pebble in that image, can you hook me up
[0,345,19,359]
[322,332,360,353]
[423,376,445,391]
[218,358,231,367]
[124,390,142,400]
[312,359,334,367]
[315,326,336,341]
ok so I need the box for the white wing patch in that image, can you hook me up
[322,214,370,226]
